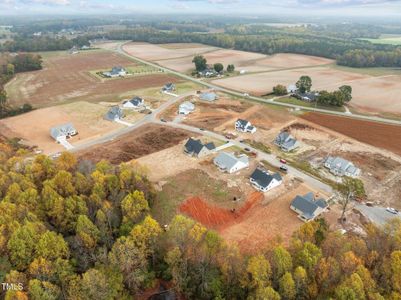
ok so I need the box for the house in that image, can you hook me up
[199,68,217,78]
[275,131,300,152]
[162,83,176,92]
[235,119,257,134]
[184,138,215,158]
[103,66,127,78]
[294,91,319,102]
[200,92,218,102]
[213,152,249,173]
[50,123,77,141]
[287,84,297,94]
[178,101,195,115]
[104,106,123,121]
[123,96,144,109]
[324,156,361,177]
[290,192,328,222]
[250,168,282,192]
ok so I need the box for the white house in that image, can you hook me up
[287,84,297,94]
[178,101,195,115]
[235,119,257,134]
[250,168,282,192]
[103,66,127,78]
[50,123,77,142]
[123,96,144,109]
[213,152,249,174]
[324,156,361,177]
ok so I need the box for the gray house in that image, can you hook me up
[290,192,328,222]
[213,152,249,173]
[250,168,282,192]
[103,66,127,78]
[275,131,300,152]
[184,138,215,158]
[200,92,218,102]
[104,106,123,121]
[162,83,176,92]
[324,156,361,177]
[50,123,77,141]
[235,119,257,133]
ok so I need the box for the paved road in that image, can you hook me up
[355,204,401,226]
[116,42,401,127]
[154,120,333,194]
[70,92,193,153]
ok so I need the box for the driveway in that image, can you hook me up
[355,204,401,226]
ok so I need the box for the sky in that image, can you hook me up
[0,0,401,16]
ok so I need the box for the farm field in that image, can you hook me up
[301,112,401,157]
[0,101,123,154]
[77,124,193,164]
[212,66,401,114]
[360,35,401,45]
[5,50,182,108]
[122,42,218,61]
[156,50,333,73]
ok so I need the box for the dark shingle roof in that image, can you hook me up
[184,138,215,154]
[250,168,281,188]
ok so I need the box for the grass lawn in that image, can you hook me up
[275,97,346,112]
[359,35,401,46]
[151,169,243,225]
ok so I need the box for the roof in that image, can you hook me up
[275,131,299,150]
[214,152,249,170]
[291,192,328,220]
[184,138,215,155]
[250,168,282,188]
[50,123,75,139]
[200,92,217,101]
[105,106,123,121]
[126,96,144,106]
[325,156,360,175]
[179,101,195,111]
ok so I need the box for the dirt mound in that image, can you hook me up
[179,191,263,230]
[78,124,193,164]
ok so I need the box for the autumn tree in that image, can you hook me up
[337,177,365,222]
[279,272,296,300]
[296,76,312,93]
[273,84,288,96]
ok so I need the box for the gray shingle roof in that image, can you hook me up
[291,193,328,220]
[184,138,215,155]
[104,106,123,121]
[250,168,282,188]
[214,152,249,171]
[50,123,76,139]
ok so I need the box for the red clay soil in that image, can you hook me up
[301,112,401,157]
[179,191,263,230]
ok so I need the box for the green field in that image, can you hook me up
[360,35,401,45]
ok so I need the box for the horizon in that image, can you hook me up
[0,0,401,18]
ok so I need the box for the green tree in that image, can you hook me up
[6,64,15,76]
[271,246,293,281]
[251,286,281,300]
[227,64,235,72]
[273,84,288,96]
[279,272,296,300]
[246,255,272,289]
[121,190,149,227]
[192,55,207,72]
[296,76,312,93]
[213,63,224,73]
[391,251,401,293]
[28,279,61,300]
[0,89,7,114]
[35,231,69,261]
[337,177,365,222]
[75,215,100,250]
[339,85,353,102]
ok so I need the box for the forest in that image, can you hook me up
[0,137,400,300]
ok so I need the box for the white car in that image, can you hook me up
[386,207,399,214]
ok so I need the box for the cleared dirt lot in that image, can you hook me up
[122,42,217,61]
[5,50,182,108]
[0,101,122,154]
[157,50,333,73]
[301,113,401,157]
[77,124,193,164]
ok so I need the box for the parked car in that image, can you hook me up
[160,118,167,123]
[279,158,287,164]
[386,207,399,214]
[244,147,251,152]
[239,140,245,143]
[199,128,205,131]
[280,165,288,172]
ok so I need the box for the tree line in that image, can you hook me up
[0,36,90,52]
[89,27,401,68]
[0,53,41,118]
[0,141,400,299]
